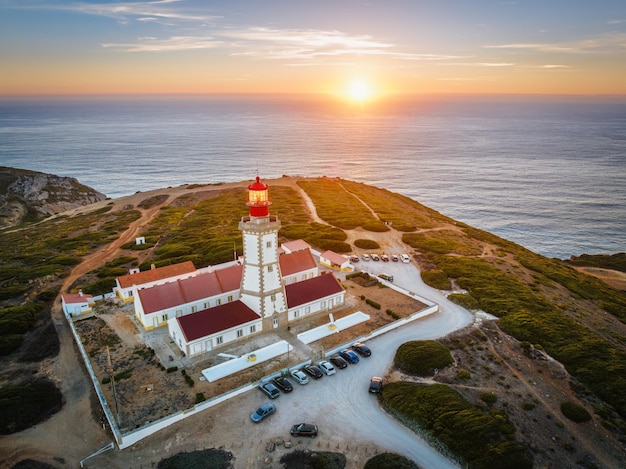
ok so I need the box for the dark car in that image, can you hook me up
[290,422,318,438]
[259,382,280,399]
[302,364,324,380]
[339,349,359,364]
[352,342,372,357]
[251,403,276,422]
[369,376,383,394]
[272,376,293,393]
[329,355,348,369]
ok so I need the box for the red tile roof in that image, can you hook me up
[281,239,311,253]
[285,273,344,308]
[177,301,260,342]
[62,293,93,304]
[279,249,317,276]
[117,261,196,289]
[137,264,243,314]
[320,250,349,266]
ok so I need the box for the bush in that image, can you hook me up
[354,239,380,250]
[364,452,420,469]
[480,392,498,406]
[365,298,381,310]
[380,382,532,469]
[395,341,453,376]
[0,379,63,434]
[560,401,592,423]
[157,449,233,469]
[421,270,450,290]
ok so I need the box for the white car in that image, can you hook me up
[290,369,309,385]
[362,254,371,261]
[401,253,410,263]
[317,360,336,376]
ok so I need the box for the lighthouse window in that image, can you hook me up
[267,265,273,272]
[266,241,272,248]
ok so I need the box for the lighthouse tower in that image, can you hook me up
[238,177,288,328]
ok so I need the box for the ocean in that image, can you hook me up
[1,94,625,260]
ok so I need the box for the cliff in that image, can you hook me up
[0,166,107,228]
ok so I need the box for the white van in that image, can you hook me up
[400,254,410,263]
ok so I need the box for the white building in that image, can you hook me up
[61,292,94,317]
[115,261,196,302]
[117,177,347,357]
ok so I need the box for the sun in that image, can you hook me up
[346,80,373,103]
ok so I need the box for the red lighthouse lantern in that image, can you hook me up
[247,176,271,217]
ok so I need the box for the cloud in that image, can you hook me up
[485,32,626,53]
[54,0,222,24]
[102,36,224,52]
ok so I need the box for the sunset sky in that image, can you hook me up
[1,0,625,96]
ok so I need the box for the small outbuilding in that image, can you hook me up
[319,250,351,271]
[62,292,94,317]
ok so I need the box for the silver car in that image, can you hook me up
[290,369,309,385]
[317,360,336,376]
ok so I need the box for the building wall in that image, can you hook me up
[287,292,346,322]
[134,284,240,330]
[168,317,263,358]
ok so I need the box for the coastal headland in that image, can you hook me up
[0,175,625,468]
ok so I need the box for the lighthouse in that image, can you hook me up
[238,177,288,328]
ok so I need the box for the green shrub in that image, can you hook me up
[166,366,178,373]
[560,401,591,423]
[380,382,532,469]
[365,298,381,310]
[0,379,63,434]
[195,392,206,404]
[447,293,480,310]
[364,452,420,469]
[480,392,498,406]
[421,270,450,290]
[394,341,453,376]
[456,370,471,380]
[354,239,380,250]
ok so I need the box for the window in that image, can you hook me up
[175,309,182,317]
[305,306,310,314]
[237,329,243,338]
[271,294,276,302]
[203,302,209,309]
[216,298,221,305]
[191,305,198,313]
[250,325,256,333]
[321,300,326,309]
[161,314,168,322]
[216,336,223,345]
[266,241,272,248]
[268,265,273,272]
[294,310,299,318]
[228,295,233,302]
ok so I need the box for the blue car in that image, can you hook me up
[339,349,359,364]
[251,403,276,423]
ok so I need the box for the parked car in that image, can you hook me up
[362,254,371,261]
[378,272,393,282]
[290,422,318,438]
[290,369,309,385]
[369,376,383,394]
[251,403,276,422]
[352,342,372,357]
[329,355,348,369]
[272,376,293,393]
[317,360,336,376]
[302,364,324,380]
[371,254,380,261]
[339,349,360,364]
[391,254,399,262]
[259,382,280,399]
[381,254,389,262]
[401,253,410,263]
[350,255,359,263]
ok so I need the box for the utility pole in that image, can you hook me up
[106,346,121,426]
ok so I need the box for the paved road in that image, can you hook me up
[244,260,472,468]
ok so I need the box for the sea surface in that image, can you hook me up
[1,94,625,260]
